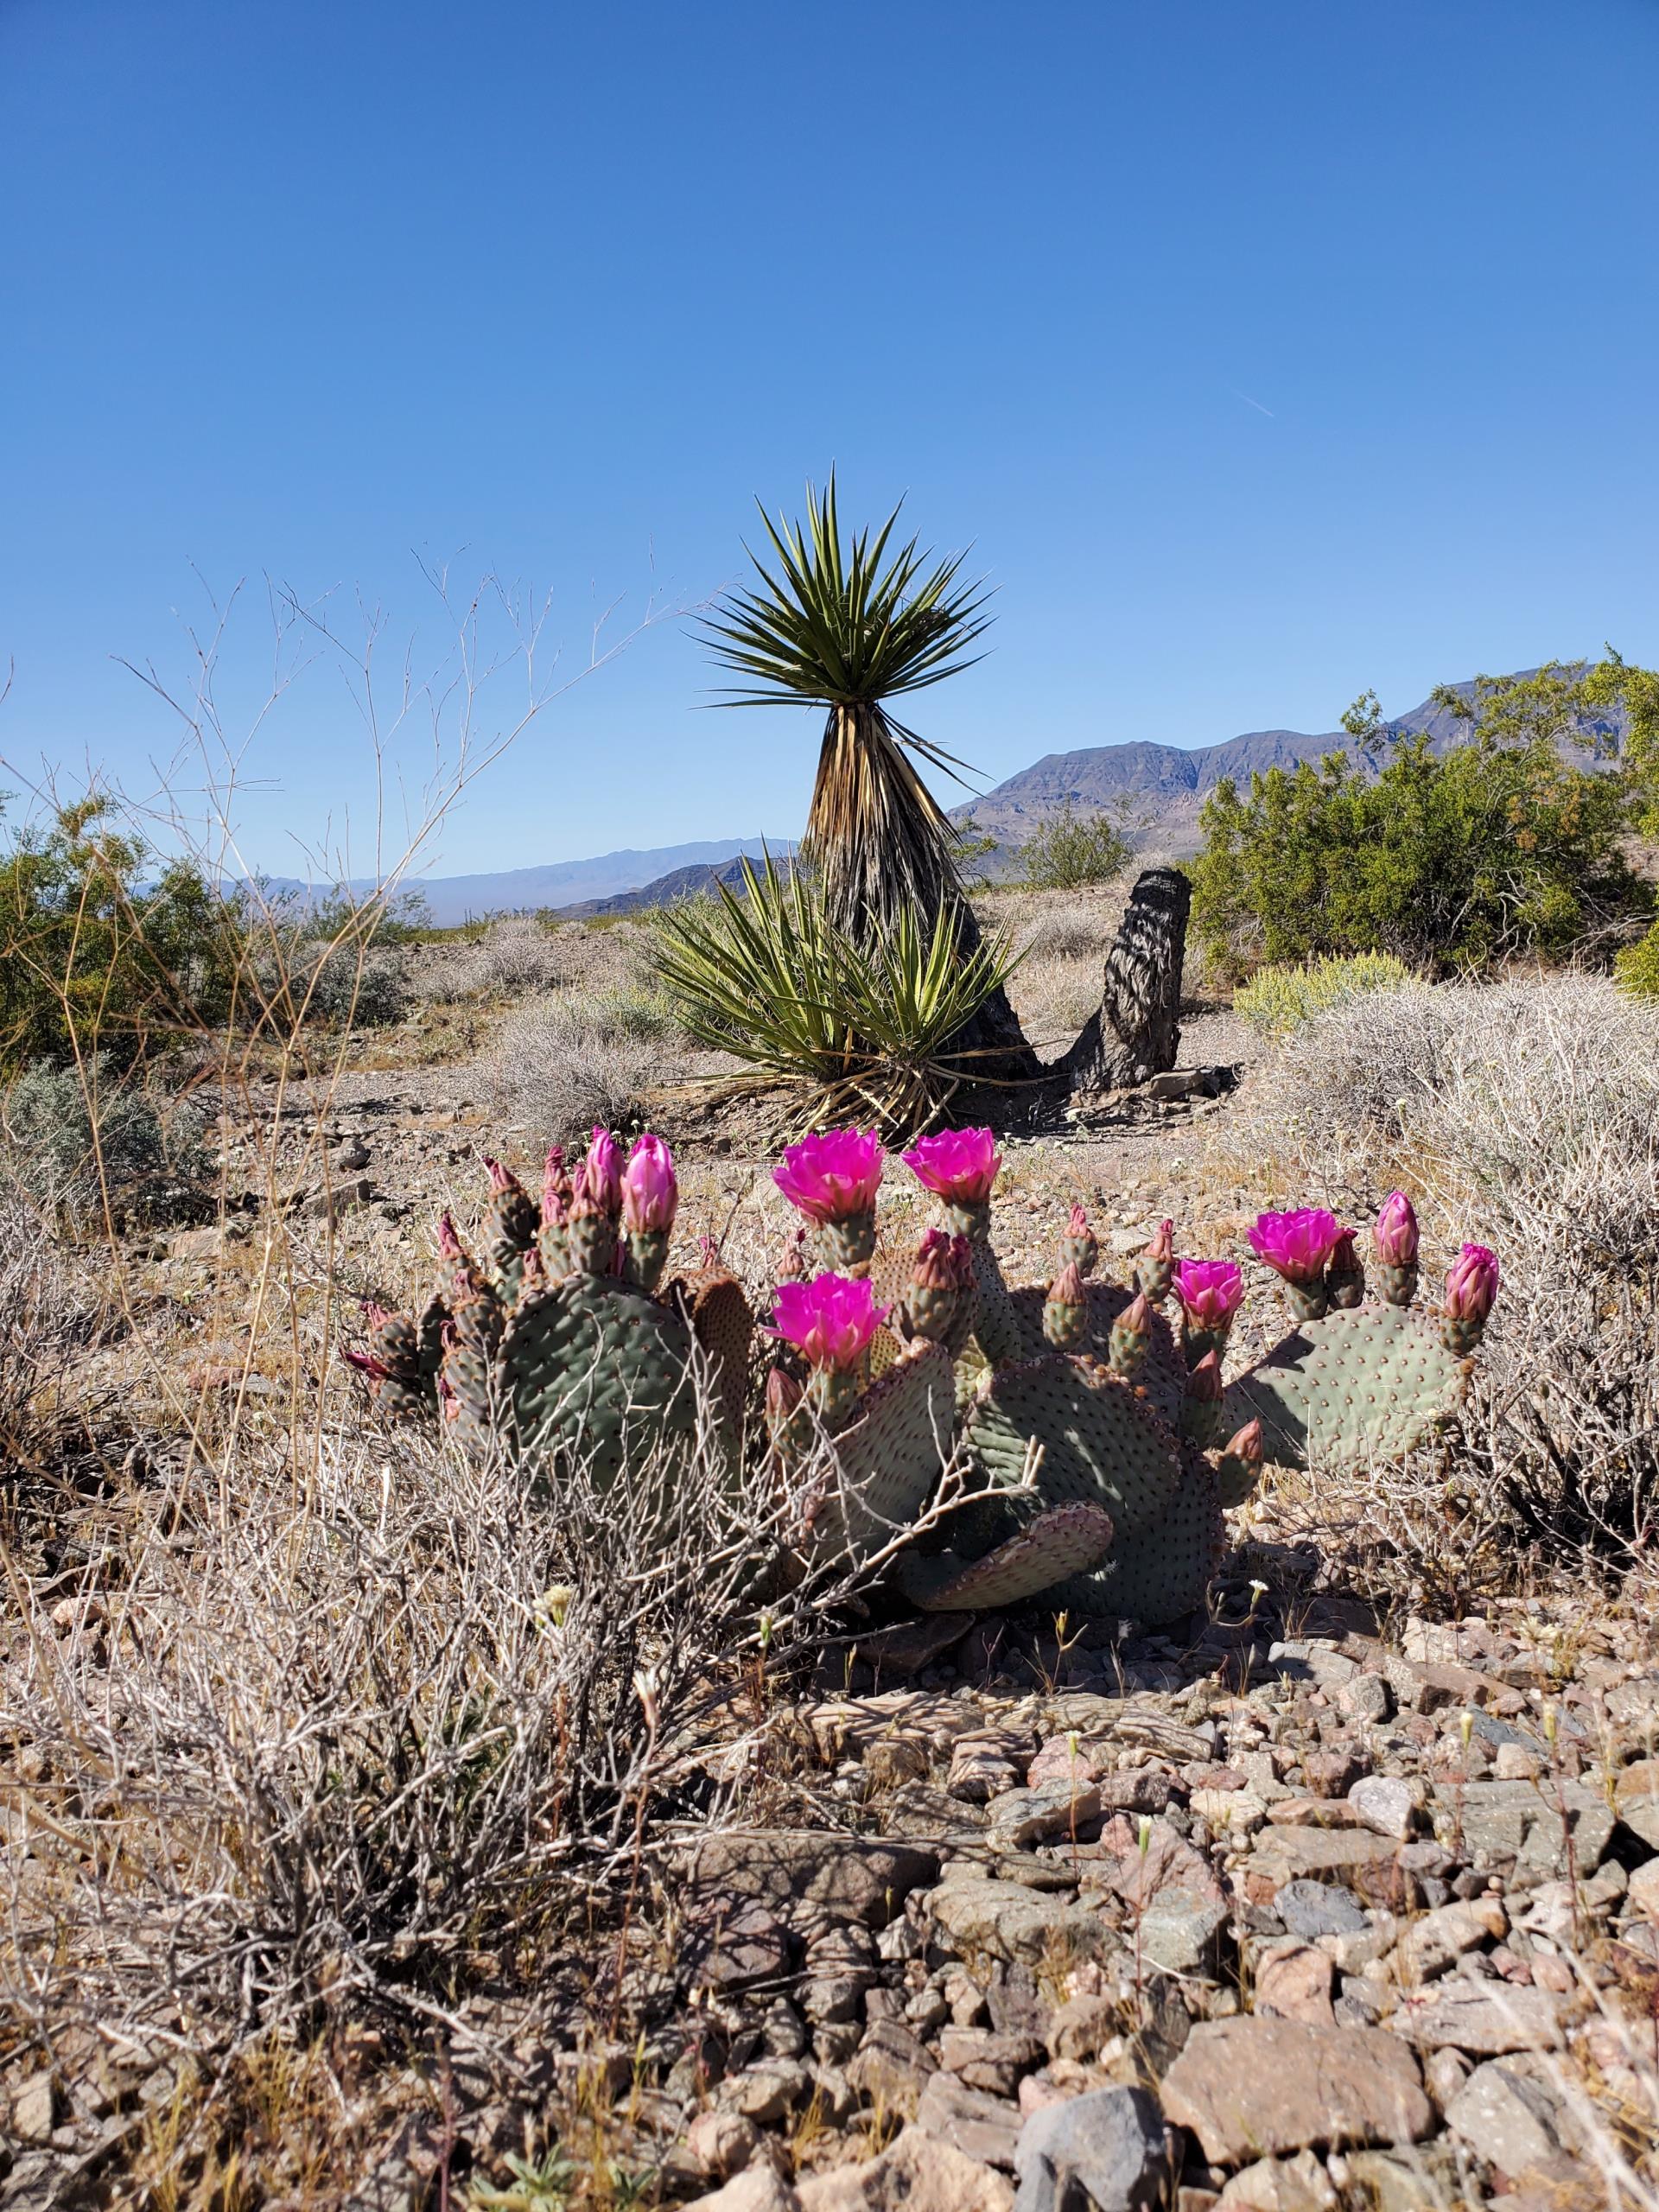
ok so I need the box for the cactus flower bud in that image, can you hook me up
[1044,1260,1089,1351]
[1222,1416,1263,1466]
[1442,1243,1499,1351]
[1061,1202,1099,1280]
[1133,1217,1176,1303]
[1108,1288,1153,1377]
[1178,1345,1223,1445]
[912,1226,957,1291]
[621,1133,677,1235]
[575,1127,624,1219]
[542,1143,572,1224]
[1215,1414,1265,1507]
[1325,1226,1365,1310]
[1374,1191,1420,1268]
[764,1364,807,1452]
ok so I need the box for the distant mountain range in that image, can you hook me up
[257,838,789,928]
[257,671,1629,920]
[950,672,1629,856]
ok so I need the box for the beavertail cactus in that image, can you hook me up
[347,1121,1498,1629]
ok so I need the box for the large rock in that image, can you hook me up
[798,2123,1013,2212]
[685,2170,802,2212]
[1160,2021,1433,2162]
[1242,1829,1412,1910]
[1084,1816,1230,1972]
[914,2074,1024,2171]
[928,1878,1103,1966]
[1012,2085,1168,2212]
[682,1832,940,1926]
[1216,2152,1337,2212]
[1446,2059,1579,2179]
[1389,1983,1565,2056]
[1427,1780,1613,1881]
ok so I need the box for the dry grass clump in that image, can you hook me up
[486,990,685,1147]
[976,887,1120,1052]
[1230,975,1659,1588]
[0,1193,111,1500]
[0,1396,810,2186]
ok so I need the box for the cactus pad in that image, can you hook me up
[683,1268,755,1452]
[1223,1303,1472,1471]
[896,1501,1116,1611]
[1049,1446,1224,1624]
[493,1274,698,1484]
[805,1340,956,1567]
[964,1354,1183,1541]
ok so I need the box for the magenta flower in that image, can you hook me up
[773,1128,885,1225]
[1174,1258,1243,1329]
[1445,1243,1500,1325]
[1249,1208,1343,1284]
[1374,1192,1420,1268]
[902,1127,1002,1205]
[770,1273,891,1373]
[575,1126,624,1217]
[621,1133,677,1234]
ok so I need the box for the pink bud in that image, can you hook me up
[949,1234,974,1285]
[901,1126,1002,1205]
[575,1127,624,1217]
[1444,1243,1499,1325]
[483,1155,519,1195]
[1223,1417,1263,1463]
[1374,1192,1420,1268]
[765,1366,804,1421]
[912,1228,958,1293]
[772,1128,885,1225]
[1249,1208,1343,1284]
[342,1346,391,1381]
[1147,1218,1175,1262]
[1049,1261,1088,1308]
[1067,1203,1090,1236]
[542,1144,571,1225]
[438,1211,464,1262]
[621,1132,677,1234]
[770,1273,890,1373]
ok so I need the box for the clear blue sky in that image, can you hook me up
[4,0,1657,880]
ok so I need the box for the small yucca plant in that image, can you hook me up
[649,855,1022,1135]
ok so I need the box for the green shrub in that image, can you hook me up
[0,798,245,1076]
[3,1055,209,1224]
[1615,919,1659,1001]
[297,946,408,1029]
[650,855,1022,1134]
[1017,801,1134,891]
[1192,730,1647,982]
[1233,952,1413,1039]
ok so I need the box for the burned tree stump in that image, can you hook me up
[1058,866,1191,1093]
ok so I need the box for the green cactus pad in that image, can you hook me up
[997,1283,1186,1422]
[1048,1446,1224,1624]
[1222,1302,1473,1471]
[683,1269,755,1452]
[1215,1448,1262,1510]
[493,1274,697,1485]
[963,1354,1183,1541]
[809,1341,956,1567]
[896,1501,1116,1611]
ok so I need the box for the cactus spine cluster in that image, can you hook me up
[349,1132,1493,1628]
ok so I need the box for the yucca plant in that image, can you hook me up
[701,474,992,944]
[650,855,1023,1135]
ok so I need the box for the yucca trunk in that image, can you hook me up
[808,702,1036,1076]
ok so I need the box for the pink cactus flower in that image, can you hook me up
[902,1127,1002,1205]
[773,1128,886,1225]
[575,1127,624,1217]
[770,1273,891,1372]
[621,1133,677,1234]
[1374,1192,1420,1268]
[1249,1208,1343,1284]
[1173,1258,1244,1328]
[1445,1243,1500,1325]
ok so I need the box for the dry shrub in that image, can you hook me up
[0,1397,805,2083]
[1233,976,1659,1583]
[0,1194,109,1497]
[486,993,667,1146]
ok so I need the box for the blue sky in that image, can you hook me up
[3,0,1657,880]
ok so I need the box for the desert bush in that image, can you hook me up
[1236,976,1659,1571]
[486,992,664,1144]
[651,855,1022,1133]
[0,1408,811,2089]
[1615,917,1659,1001]
[0,797,245,1074]
[3,1055,210,1225]
[1017,799,1134,891]
[0,1193,105,1491]
[1192,734,1648,982]
[1233,951,1413,1039]
[295,943,409,1028]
